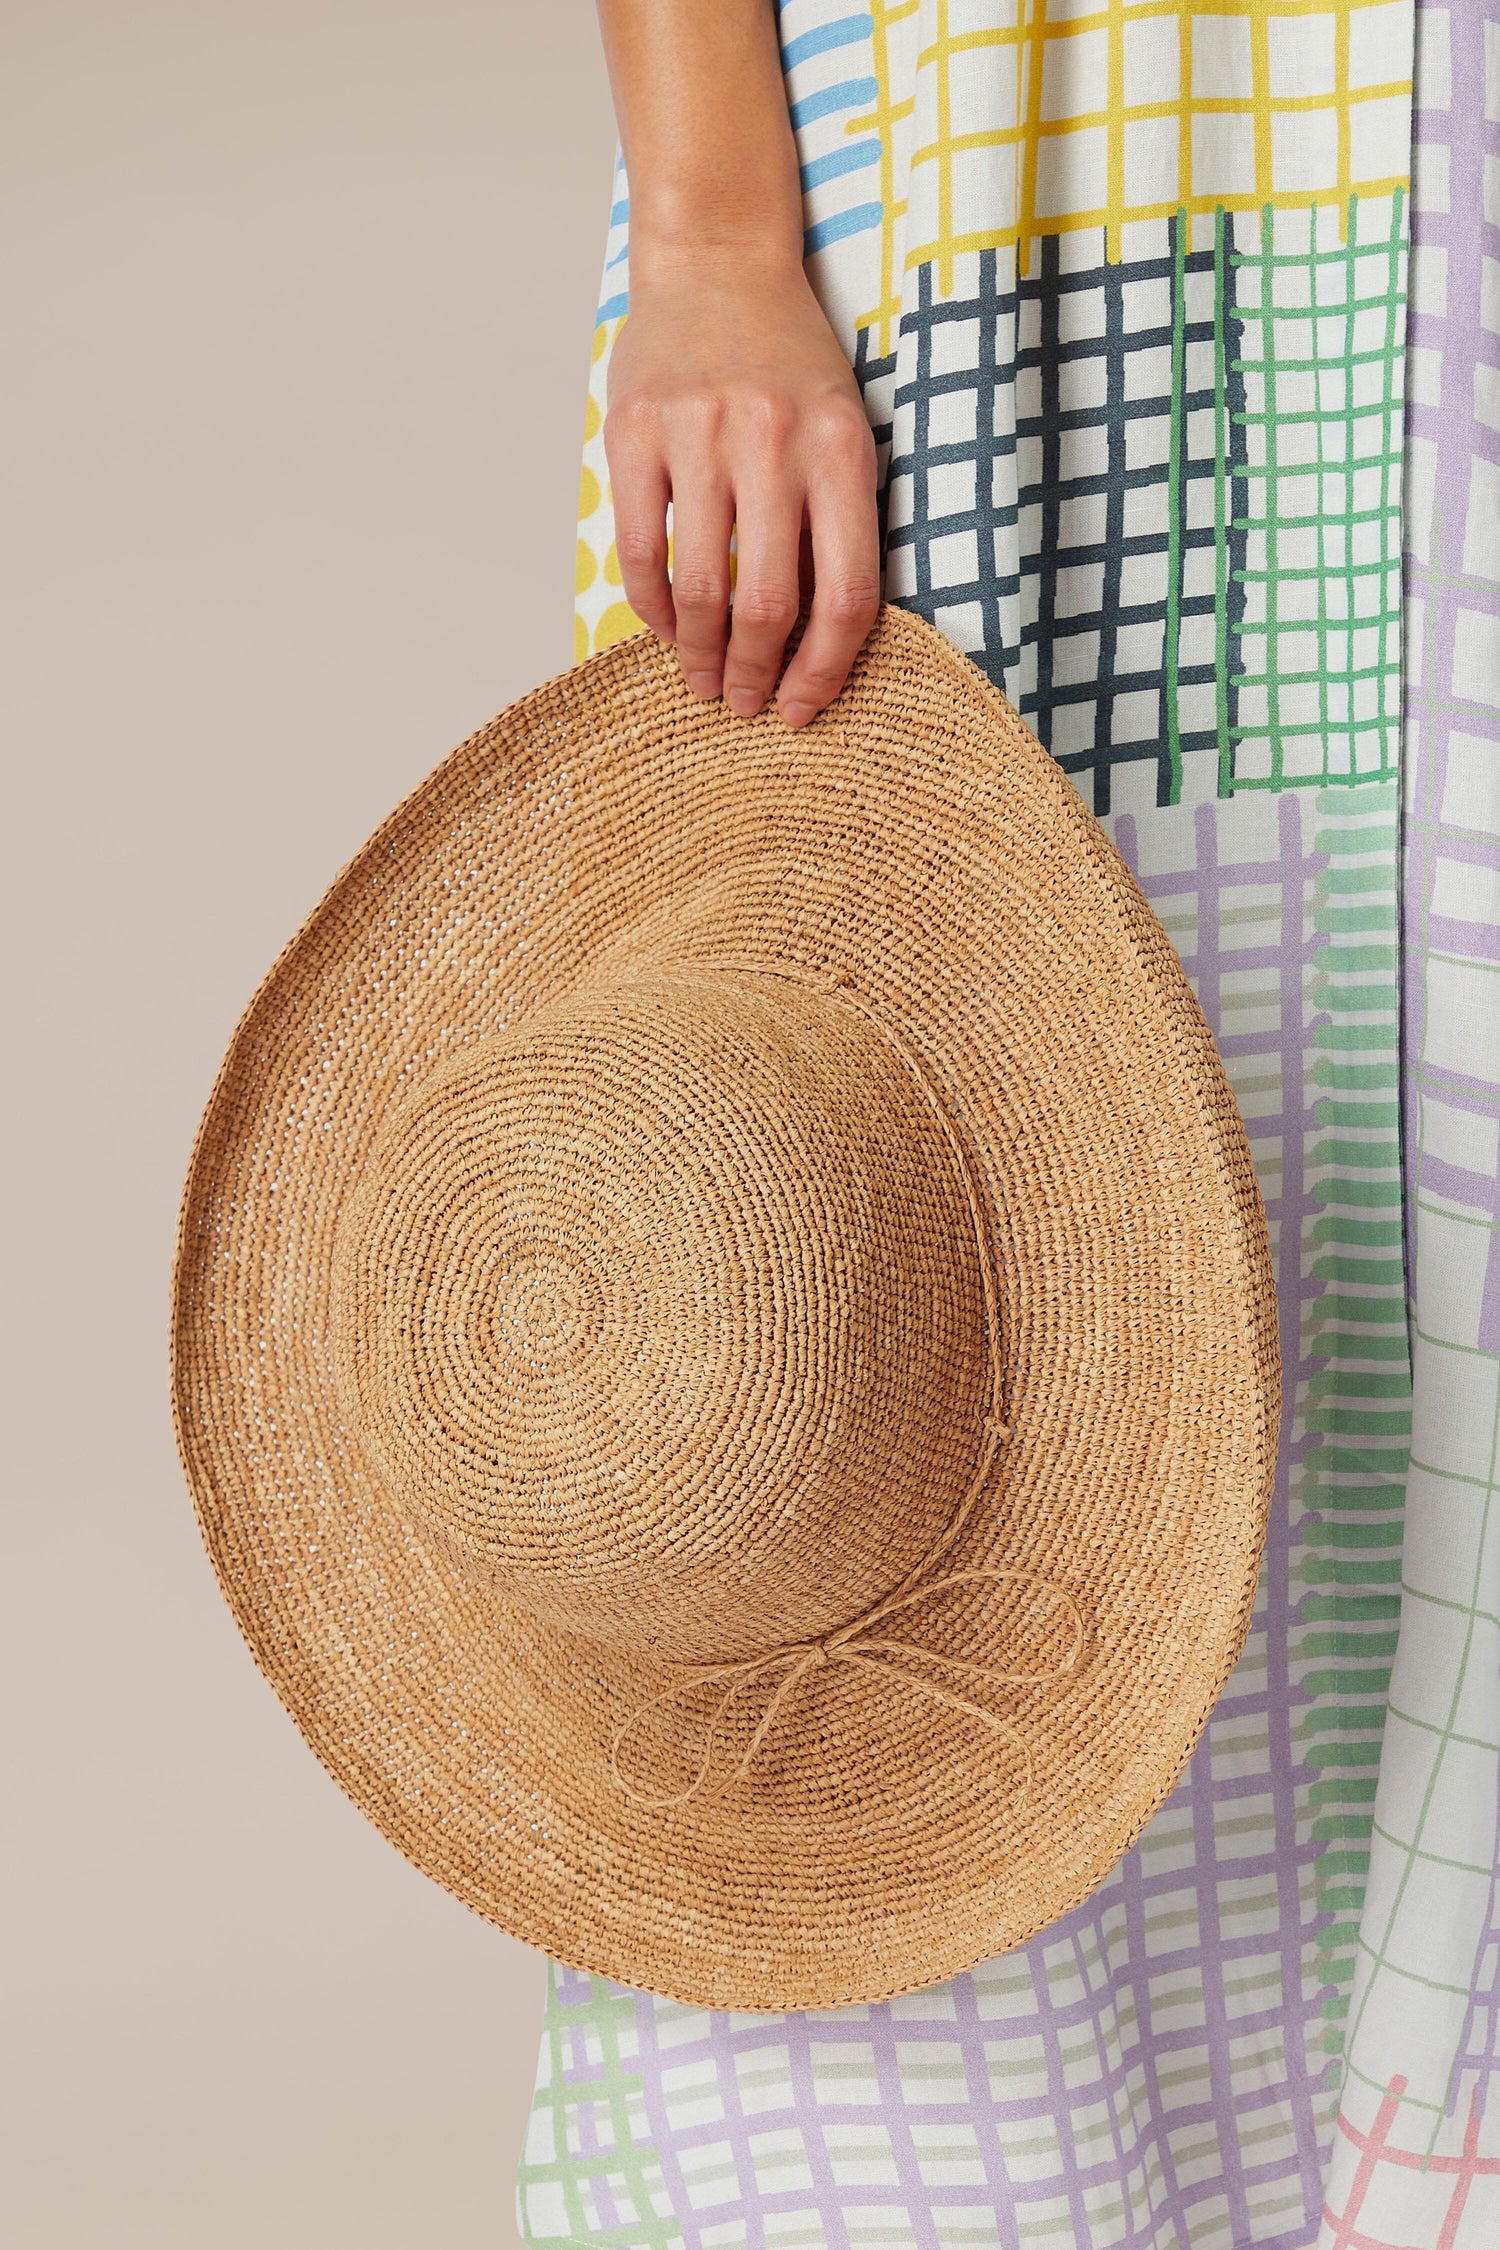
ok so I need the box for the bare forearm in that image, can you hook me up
[593,0,880,726]
[596,0,801,276]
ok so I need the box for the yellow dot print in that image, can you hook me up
[594,602,645,652]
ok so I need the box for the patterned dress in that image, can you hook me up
[531,4,1500,2244]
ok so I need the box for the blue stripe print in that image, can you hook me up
[789,75,878,130]
[804,200,883,255]
[781,15,873,71]
[800,138,881,192]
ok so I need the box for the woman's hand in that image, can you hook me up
[605,250,880,728]
[594,0,880,727]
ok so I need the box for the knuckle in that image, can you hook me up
[820,579,882,630]
[732,585,800,637]
[614,523,667,574]
[664,389,727,443]
[740,390,799,451]
[603,393,659,455]
[813,406,875,467]
[670,567,730,616]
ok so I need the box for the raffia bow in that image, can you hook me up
[611,1565,1085,1810]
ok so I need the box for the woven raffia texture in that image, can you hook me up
[172,604,1279,2012]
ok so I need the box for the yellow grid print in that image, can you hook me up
[852,0,1412,344]
[855,1,921,363]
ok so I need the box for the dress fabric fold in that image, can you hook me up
[531,4,1499,2243]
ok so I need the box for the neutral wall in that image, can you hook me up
[4,7,616,2243]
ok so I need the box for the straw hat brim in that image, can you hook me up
[172,606,1278,2011]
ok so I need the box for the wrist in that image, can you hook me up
[628,223,805,296]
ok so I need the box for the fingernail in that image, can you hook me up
[684,672,720,699]
[779,699,815,729]
[726,690,762,718]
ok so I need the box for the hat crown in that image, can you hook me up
[331,964,994,1664]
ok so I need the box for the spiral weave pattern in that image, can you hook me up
[331,960,993,1664]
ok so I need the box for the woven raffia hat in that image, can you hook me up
[173,605,1278,2012]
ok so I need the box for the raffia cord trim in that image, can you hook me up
[610,1566,1086,1809]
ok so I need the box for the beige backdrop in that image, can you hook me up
[4,6,615,2242]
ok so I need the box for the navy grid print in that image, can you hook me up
[855,224,1250,817]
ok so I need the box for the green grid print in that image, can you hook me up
[1290,778,1413,2039]
[1228,194,1408,793]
